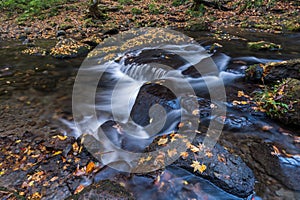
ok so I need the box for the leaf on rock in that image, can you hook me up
[157,137,168,146]
[190,160,206,174]
[86,161,95,173]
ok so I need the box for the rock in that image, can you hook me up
[103,28,119,35]
[146,134,255,198]
[245,59,300,83]
[185,19,210,31]
[56,30,66,38]
[247,41,281,51]
[130,82,179,127]
[67,180,134,200]
[50,38,91,58]
[250,142,300,191]
[81,34,103,47]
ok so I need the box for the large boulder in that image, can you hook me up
[146,133,255,198]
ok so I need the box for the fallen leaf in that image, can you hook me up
[190,161,207,173]
[74,184,85,194]
[86,161,95,173]
[237,90,244,97]
[57,135,68,141]
[157,137,168,146]
[180,151,189,159]
[167,149,177,157]
[189,145,200,153]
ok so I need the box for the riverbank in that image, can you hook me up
[0,0,299,41]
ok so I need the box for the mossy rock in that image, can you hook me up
[247,41,281,51]
[50,38,91,59]
[245,59,300,83]
[255,78,300,127]
[185,19,210,31]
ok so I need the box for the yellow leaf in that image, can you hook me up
[241,101,248,105]
[237,91,244,97]
[190,161,207,174]
[57,135,68,141]
[86,161,95,174]
[53,151,62,156]
[157,137,168,146]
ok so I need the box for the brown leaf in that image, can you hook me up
[86,161,95,174]
[74,184,85,194]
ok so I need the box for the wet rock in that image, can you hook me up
[130,82,179,127]
[98,120,153,152]
[103,28,119,35]
[250,142,300,191]
[50,38,91,58]
[148,134,255,198]
[43,135,75,151]
[124,49,188,69]
[80,34,103,47]
[245,59,300,83]
[68,180,134,200]
[42,186,71,200]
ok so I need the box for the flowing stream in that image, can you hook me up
[0,29,299,199]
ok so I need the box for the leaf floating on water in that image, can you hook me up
[167,149,177,157]
[157,137,168,146]
[189,145,200,153]
[180,151,189,159]
[217,154,226,163]
[261,125,273,131]
[205,151,213,158]
[86,161,95,174]
[178,122,184,128]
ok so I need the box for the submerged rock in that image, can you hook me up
[245,59,300,83]
[247,41,281,51]
[67,180,134,200]
[50,38,91,58]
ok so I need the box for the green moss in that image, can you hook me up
[247,41,281,51]
[131,7,142,15]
